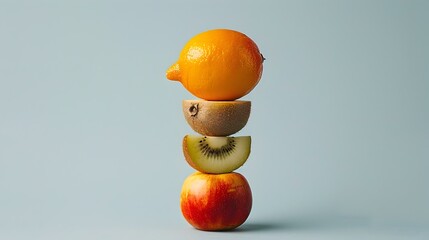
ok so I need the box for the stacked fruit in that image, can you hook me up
[166,29,264,231]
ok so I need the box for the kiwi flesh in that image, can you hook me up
[183,100,251,136]
[183,135,251,174]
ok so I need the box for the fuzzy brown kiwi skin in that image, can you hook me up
[183,100,251,137]
[182,135,201,172]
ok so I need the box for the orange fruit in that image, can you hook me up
[166,29,264,101]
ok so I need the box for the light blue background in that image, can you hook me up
[1,1,428,239]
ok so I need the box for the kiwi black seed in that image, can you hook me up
[198,137,236,159]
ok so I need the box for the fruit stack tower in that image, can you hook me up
[166,29,264,231]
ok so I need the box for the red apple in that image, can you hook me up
[180,171,252,231]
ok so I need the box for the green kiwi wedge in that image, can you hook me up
[183,135,251,174]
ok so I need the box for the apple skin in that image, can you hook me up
[180,171,252,231]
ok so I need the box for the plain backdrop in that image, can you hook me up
[0,1,428,239]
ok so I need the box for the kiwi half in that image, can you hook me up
[183,135,251,174]
[183,100,251,136]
